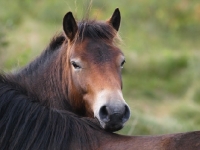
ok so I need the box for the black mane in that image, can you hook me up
[77,20,117,40]
[49,33,66,50]
[0,74,101,150]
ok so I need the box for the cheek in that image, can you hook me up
[82,75,96,109]
[83,93,95,111]
[71,71,88,93]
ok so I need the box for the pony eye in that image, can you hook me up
[120,60,126,68]
[71,61,81,69]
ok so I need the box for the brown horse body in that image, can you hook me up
[98,131,200,150]
[0,77,199,149]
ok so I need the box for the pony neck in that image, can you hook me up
[14,37,71,110]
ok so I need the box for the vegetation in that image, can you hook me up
[1,0,200,135]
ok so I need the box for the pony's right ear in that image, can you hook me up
[63,12,78,41]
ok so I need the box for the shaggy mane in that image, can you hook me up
[76,20,118,41]
[0,75,101,150]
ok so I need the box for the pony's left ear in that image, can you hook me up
[108,8,121,31]
[63,12,78,41]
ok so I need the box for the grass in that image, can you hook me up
[1,0,200,135]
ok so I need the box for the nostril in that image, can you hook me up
[99,106,110,122]
[122,105,130,123]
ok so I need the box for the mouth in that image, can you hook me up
[95,117,124,132]
[104,123,123,132]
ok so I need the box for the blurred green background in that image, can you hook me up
[0,0,200,135]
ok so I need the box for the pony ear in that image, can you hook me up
[63,12,78,41]
[108,8,121,31]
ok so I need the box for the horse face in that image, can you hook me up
[68,39,130,132]
[63,8,130,132]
